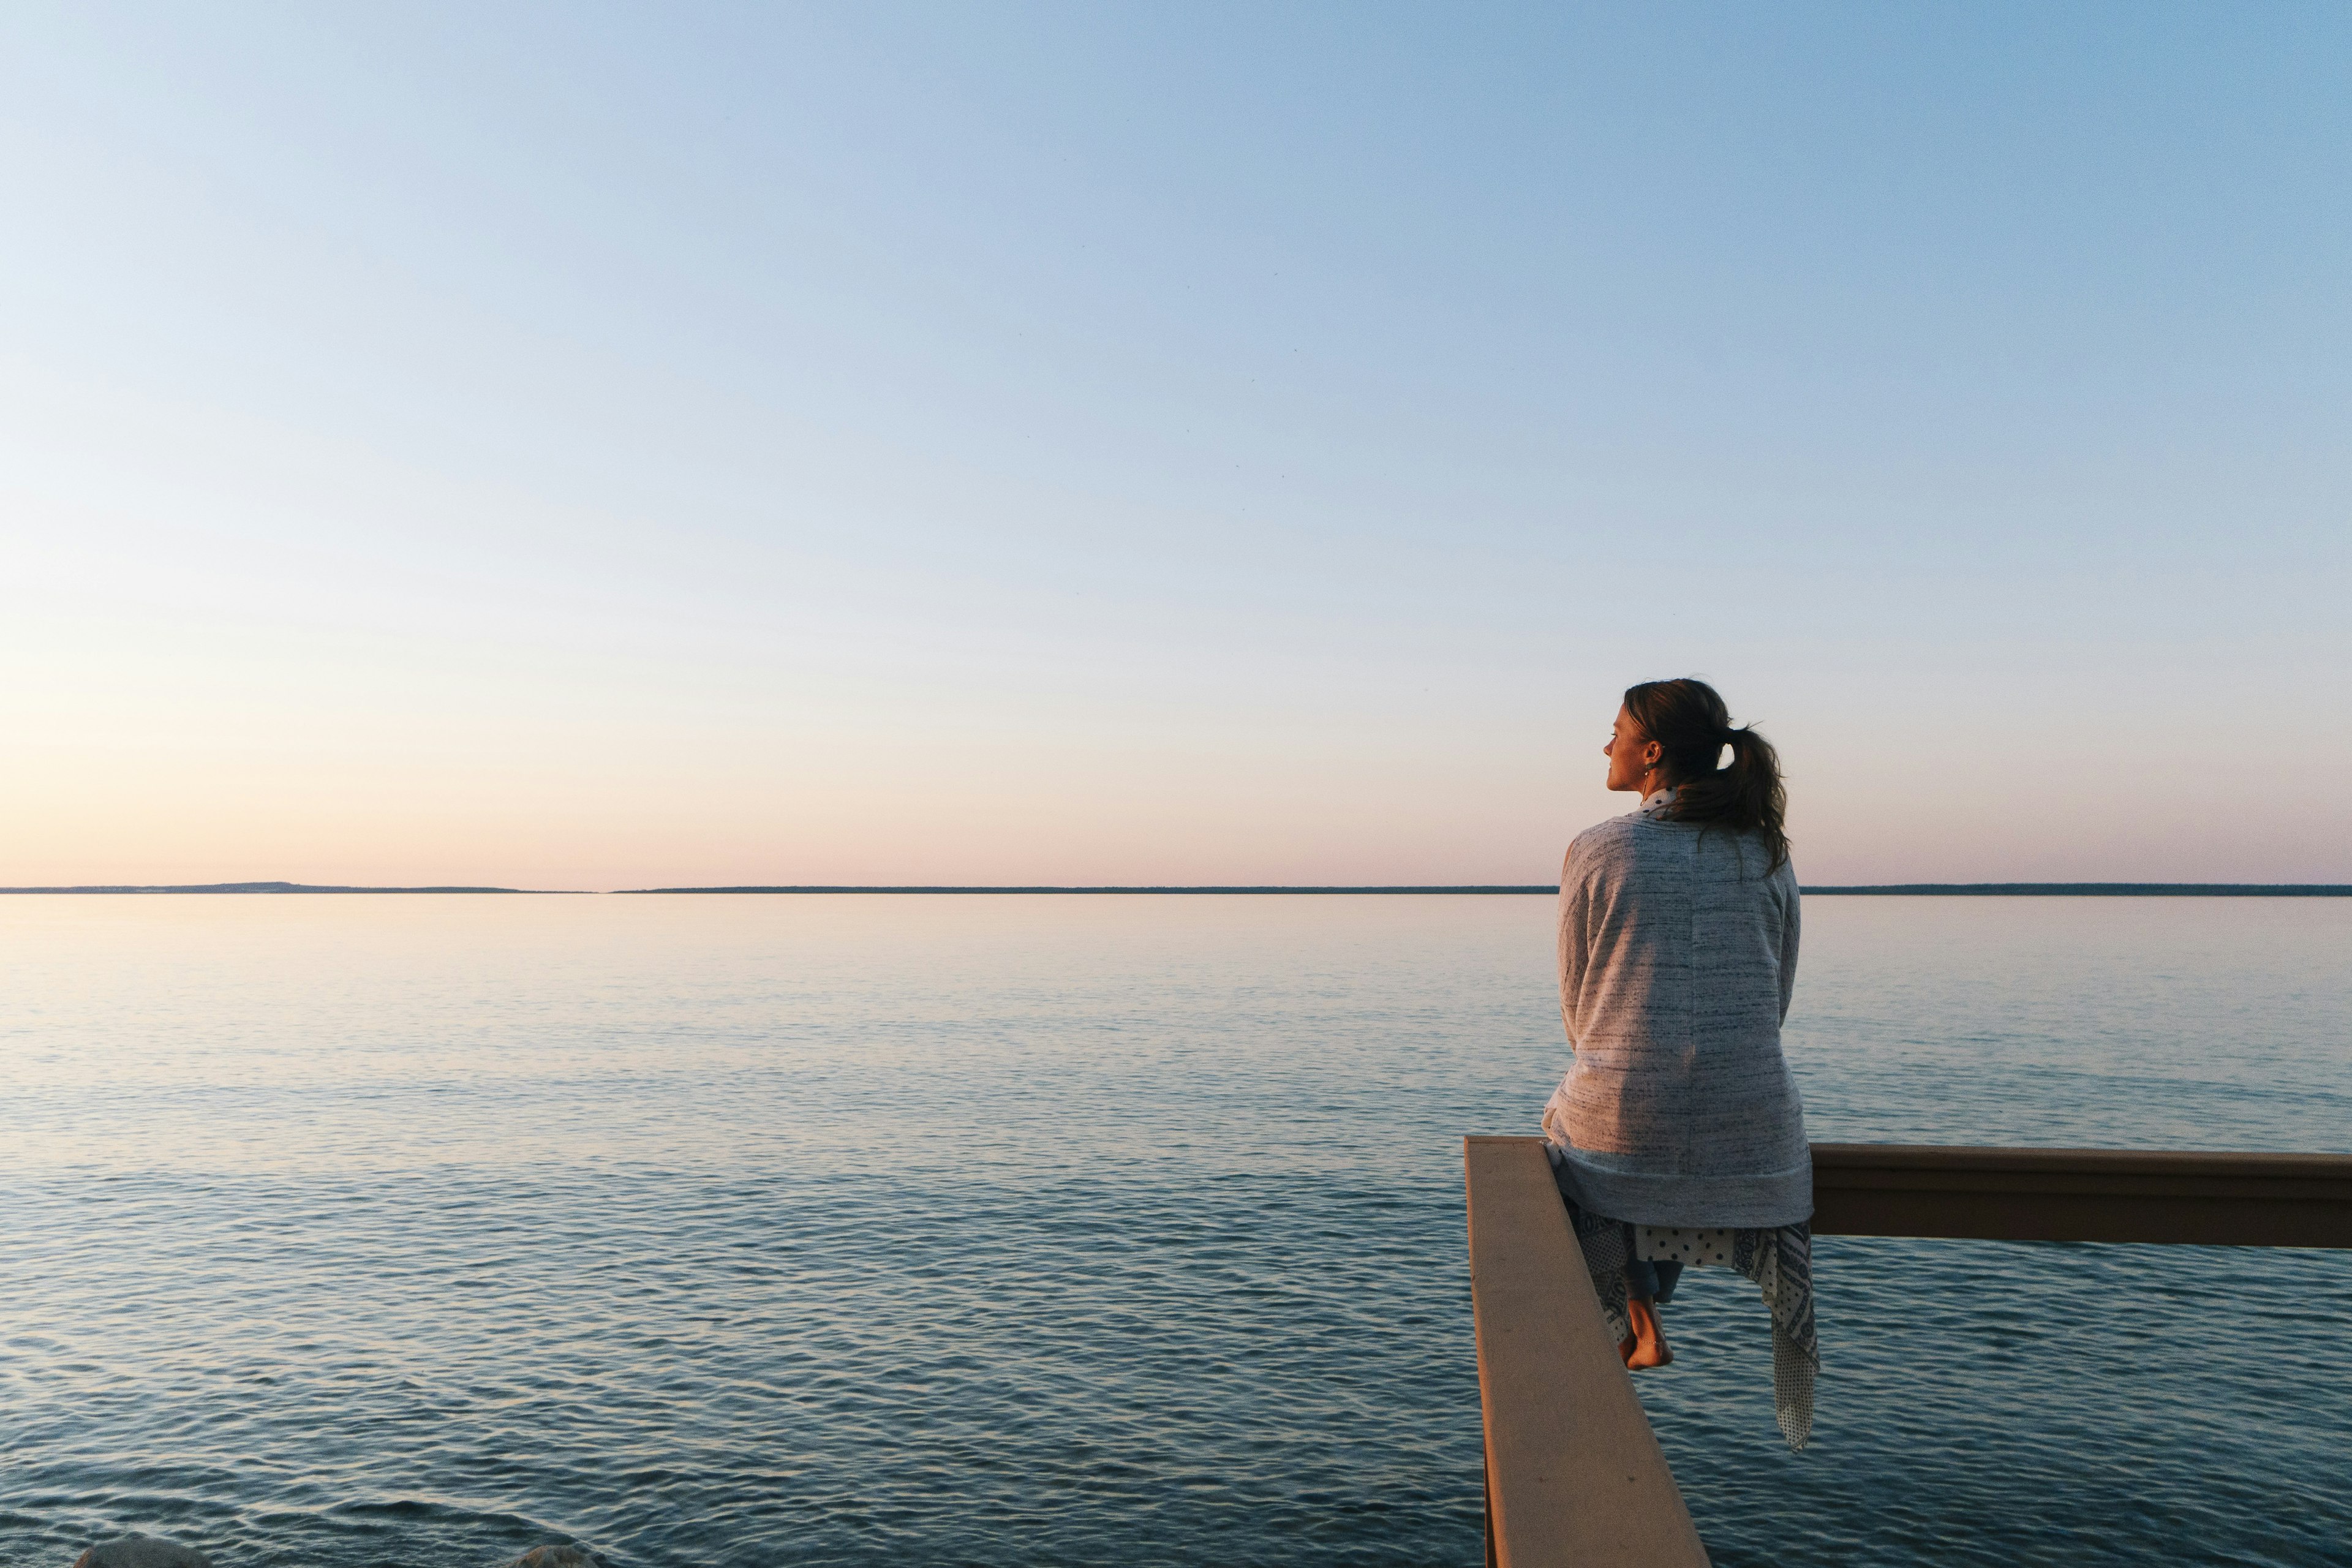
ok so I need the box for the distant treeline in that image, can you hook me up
[1801,883,2352,897]
[623,883,2352,897]
[0,881,532,894]
[7,881,2346,897]
[621,884,1556,895]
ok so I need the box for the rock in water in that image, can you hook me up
[499,1548,607,1568]
[72,1538,214,1568]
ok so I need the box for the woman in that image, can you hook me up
[1542,677,1819,1447]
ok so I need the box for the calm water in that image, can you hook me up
[2,895,2348,1567]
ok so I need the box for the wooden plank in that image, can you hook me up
[1465,1136,1709,1568]
[1811,1144,2352,1247]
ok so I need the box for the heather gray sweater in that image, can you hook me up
[1541,790,1812,1228]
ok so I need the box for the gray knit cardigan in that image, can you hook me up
[1540,790,1812,1228]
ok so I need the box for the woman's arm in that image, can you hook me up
[1557,845,1589,1047]
[1777,867,1801,1025]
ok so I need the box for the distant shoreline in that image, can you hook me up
[0,881,548,894]
[1799,883,2352,897]
[619,883,2352,897]
[623,884,1562,895]
[5,881,2347,897]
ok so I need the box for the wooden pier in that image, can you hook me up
[1464,1136,2352,1567]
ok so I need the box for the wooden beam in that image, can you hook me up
[1811,1144,2352,1247]
[1464,1137,2349,1563]
[1464,1136,1709,1568]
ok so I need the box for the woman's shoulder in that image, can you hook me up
[1562,810,1648,881]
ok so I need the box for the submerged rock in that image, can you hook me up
[499,1547,608,1568]
[72,1538,214,1568]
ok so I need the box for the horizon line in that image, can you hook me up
[624,882,2352,895]
[7,880,2348,897]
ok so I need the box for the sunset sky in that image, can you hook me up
[5,4,2348,888]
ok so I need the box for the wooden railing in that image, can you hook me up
[1464,1136,2352,1567]
[1464,1136,1709,1568]
[1811,1143,2352,1247]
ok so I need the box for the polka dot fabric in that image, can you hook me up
[1636,1226,1734,1267]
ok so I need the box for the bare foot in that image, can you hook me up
[1625,1297,1673,1370]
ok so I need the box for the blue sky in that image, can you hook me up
[4,4,2346,886]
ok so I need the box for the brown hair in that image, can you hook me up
[1621,677,1789,872]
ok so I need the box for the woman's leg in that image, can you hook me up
[1621,1257,1673,1369]
[1624,1295,1672,1369]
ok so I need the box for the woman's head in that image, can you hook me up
[1608,678,1789,869]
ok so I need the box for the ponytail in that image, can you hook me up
[1621,679,1790,872]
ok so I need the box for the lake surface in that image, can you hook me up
[2,894,2347,1567]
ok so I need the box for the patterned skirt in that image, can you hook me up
[1546,1146,1819,1449]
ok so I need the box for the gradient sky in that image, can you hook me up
[4,4,2348,888]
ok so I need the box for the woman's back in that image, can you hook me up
[1542,791,1809,1229]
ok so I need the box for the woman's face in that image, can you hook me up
[1604,704,1662,793]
